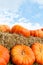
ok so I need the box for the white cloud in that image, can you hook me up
[31,0,43,5]
[0,6,42,30]
[0,10,42,29]
[0,9,42,30]
[0,10,20,27]
[13,22,42,30]
[12,17,42,30]
[32,23,42,30]
[0,0,25,12]
[18,17,30,22]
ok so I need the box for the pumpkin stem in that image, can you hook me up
[21,51,25,55]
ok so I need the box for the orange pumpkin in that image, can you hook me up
[11,44,35,65]
[0,45,10,65]
[30,30,35,36]
[34,30,43,38]
[38,30,43,38]
[11,25,30,37]
[0,25,10,32]
[31,42,43,64]
[34,30,39,37]
[40,28,43,31]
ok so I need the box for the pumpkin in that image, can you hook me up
[34,30,43,38]
[0,45,10,65]
[34,30,39,37]
[11,25,30,37]
[0,25,10,32]
[11,44,35,65]
[30,30,35,36]
[38,30,43,38]
[41,28,43,31]
[31,42,43,64]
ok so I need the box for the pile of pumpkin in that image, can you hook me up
[0,25,43,65]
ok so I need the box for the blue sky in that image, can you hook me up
[0,0,43,30]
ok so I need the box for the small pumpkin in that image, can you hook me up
[34,30,43,38]
[11,25,30,37]
[34,30,39,37]
[0,45,10,65]
[11,44,35,65]
[30,30,35,36]
[41,28,43,31]
[0,25,10,32]
[31,42,43,64]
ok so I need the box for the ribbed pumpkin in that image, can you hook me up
[0,25,10,32]
[32,42,43,64]
[11,25,30,37]
[34,30,43,38]
[0,45,10,65]
[11,44,35,65]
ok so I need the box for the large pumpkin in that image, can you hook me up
[11,25,30,37]
[0,45,10,65]
[11,44,35,65]
[31,42,43,64]
[0,25,10,32]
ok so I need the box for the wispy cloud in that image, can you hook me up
[0,0,25,11]
[0,0,42,30]
[13,17,42,30]
[31,0,43,5]
[30,0,43,9]
[0,9,20,26]
[0,9,42,29]
[14,21,42,30]
[18,17,30,22]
